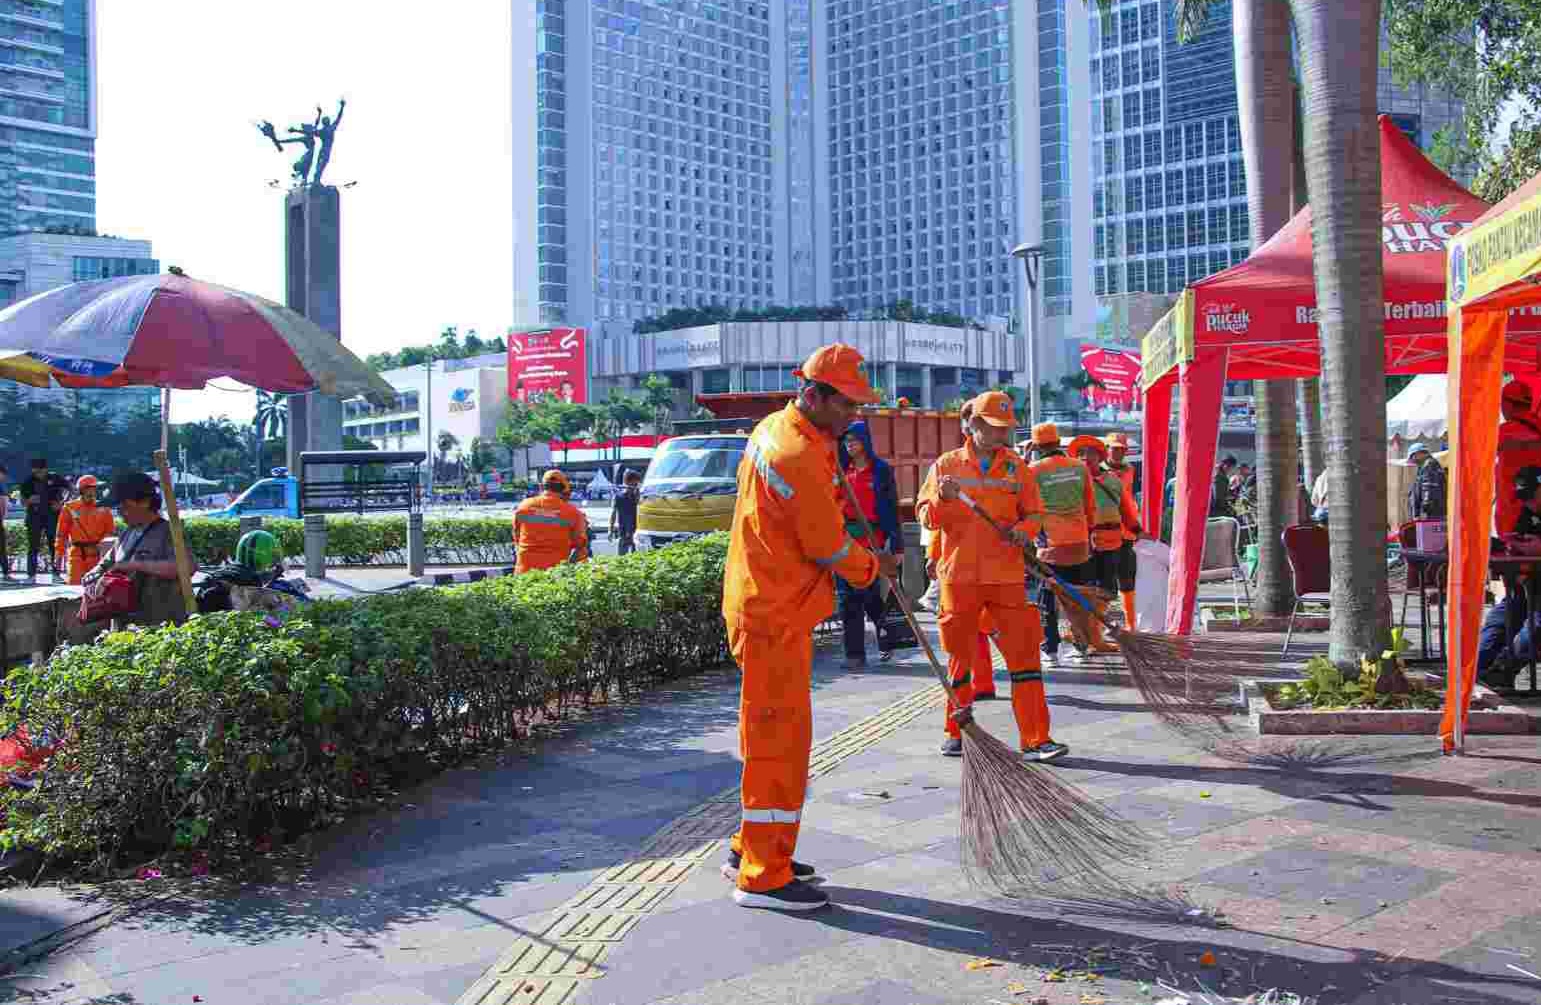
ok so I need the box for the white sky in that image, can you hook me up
[94,1,515,426]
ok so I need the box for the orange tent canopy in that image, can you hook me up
[1442,168,1541,752]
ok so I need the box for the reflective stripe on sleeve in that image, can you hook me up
[953,476,1019,491]
[741,807,801,824]
[813,536,855,568]
[746,437,796,500]
[517,513,572,527]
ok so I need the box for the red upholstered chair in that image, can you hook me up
[1281,523,1331,656]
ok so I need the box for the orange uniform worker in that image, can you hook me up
[1102,433,1140,627]
[54,476,115,585]
[920,391,1065,762]
[513,470,590,573]
[1070,436,1142,641]
[721,344,900,912]
[1027,423,1099,663]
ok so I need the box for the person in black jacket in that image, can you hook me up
[836,420,903,668]
[19,458,68,580]
[1405,442,1447,520]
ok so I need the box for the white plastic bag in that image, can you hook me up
[1133,538,1171,633]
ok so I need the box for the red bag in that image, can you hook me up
[79,570,138,623]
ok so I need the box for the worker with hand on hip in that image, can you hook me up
[55,475,116,585]
[721,343,899,913]
[920,391,1065,763]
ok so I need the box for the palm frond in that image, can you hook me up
[1174,0,1218,43]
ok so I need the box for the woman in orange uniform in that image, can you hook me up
[513,470,589,573]
[1069,435,1139,650]
[54,475,115,585]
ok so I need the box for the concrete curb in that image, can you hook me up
[416,566,516,587]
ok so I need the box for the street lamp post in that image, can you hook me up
[1011,242,1045,428]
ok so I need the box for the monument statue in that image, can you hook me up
[257,99,346,188]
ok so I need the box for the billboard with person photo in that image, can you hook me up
[508,328,588,404]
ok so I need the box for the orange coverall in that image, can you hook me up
[917,442,1051,747]
[512,491,589,573]
[929,532,995,698]
[723,402,879,893]
[55,499,115,585]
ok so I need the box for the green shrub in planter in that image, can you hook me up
[0,534,728,871]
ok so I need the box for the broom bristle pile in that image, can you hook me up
[958,721,1150,895]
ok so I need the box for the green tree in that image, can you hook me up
[529,396,590,464]
[497,402,537,477]
[467,435,495,474]
[1297,0,1392,662]
[640,373,677,436]
[435,430,460,481]
[1385,0,1541,197]
[253,390,288,480]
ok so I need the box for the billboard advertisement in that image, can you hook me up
[508,327,588,404]
[1079,344,1143,412]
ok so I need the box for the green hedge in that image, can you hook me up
[0,535,729,870]
[4,516,518,568]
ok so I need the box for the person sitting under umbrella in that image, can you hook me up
[81,473,186,629]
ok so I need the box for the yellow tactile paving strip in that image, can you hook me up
[456,681,947,1005]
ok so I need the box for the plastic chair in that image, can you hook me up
[1281,523,1332,656]
[1199,517,1252,620]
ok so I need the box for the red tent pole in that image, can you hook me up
[1166,347,1230,634]
[1141,374,1174,534]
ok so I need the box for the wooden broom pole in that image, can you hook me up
[153,449,198,619]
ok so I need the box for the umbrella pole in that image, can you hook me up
[153,449,197,621]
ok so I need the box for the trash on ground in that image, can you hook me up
[1199,951,1217,966]
[967,957,1005,970]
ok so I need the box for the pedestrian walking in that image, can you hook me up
[513,470,590,573]
[836,419,903,668]
[19,459,67,581]
[920,391,1063,762]
[720,344,898,911]
[55,475,115,585]
[610,470,642,555]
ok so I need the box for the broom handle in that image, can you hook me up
[955,490,1114,629]
[832,464,959,700]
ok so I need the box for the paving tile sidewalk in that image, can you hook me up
[4,618,1541,1005]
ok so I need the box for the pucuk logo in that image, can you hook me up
[1204,302,1251,334]
[449,387,476,413]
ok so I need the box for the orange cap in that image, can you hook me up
[542,470,570,492]
[76,475,99,491]
[1068,434,1107,458]
[1103,432,1130,450]
[969,391,1016,428]
[793,344,879,404]
[1030,422,1060,447]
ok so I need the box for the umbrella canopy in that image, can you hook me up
[0,272,394,403]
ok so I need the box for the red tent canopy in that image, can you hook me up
[1142,116,1541,634]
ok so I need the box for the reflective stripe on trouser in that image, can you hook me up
[1008,667,1052,749]
[944,633,997,738]
[728,625,814,892]
[938,582,1045,745]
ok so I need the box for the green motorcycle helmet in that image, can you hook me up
[234,529,280,571]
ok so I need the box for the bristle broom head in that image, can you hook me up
[957,720,1150,896]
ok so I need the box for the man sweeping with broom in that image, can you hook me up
[721,344,900,912]
[920,391,1067,763]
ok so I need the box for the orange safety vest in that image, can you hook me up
[723,402,879,636]
[917,441,1044,586]
[55,499,115,584]
[513,491,589,573]
[1030,453,1095,565]
[1089,468,1141,552]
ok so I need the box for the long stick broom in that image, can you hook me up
[954,492,1255,738]
[833,466,1148,895]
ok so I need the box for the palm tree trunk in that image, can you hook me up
[1291,80,1327,503]
[1235,0,1298,618]
[1293,0,1391,663]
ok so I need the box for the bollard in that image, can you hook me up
[407,512,425,577]
[901,521,925,598]
[304,513,327,579]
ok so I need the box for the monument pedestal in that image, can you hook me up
[284,185,344,481]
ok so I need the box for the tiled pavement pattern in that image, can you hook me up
[2,618,1539,1005]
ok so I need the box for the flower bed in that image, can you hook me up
[0,534,729,872]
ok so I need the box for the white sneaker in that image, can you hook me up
[732,880,830,911]
[1041,649,1059,667]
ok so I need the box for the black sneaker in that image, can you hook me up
[939,737,963,757]
[878,649,894,663]
[732,879,830,911]
[733,881,832,912]
[721,850,816,882]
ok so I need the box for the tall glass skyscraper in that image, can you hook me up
[0,0,95,236]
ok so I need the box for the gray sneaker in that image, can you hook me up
[939,737,963,758]
[732,880,830,912]
[1023,741,1070,763]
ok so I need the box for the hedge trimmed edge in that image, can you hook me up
[0,534,729,871]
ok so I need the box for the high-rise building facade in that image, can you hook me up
[0,0,95,236]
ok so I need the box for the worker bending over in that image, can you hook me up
[722,344,899,912]
[513,470,590,573]
[919,391,1066,762]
